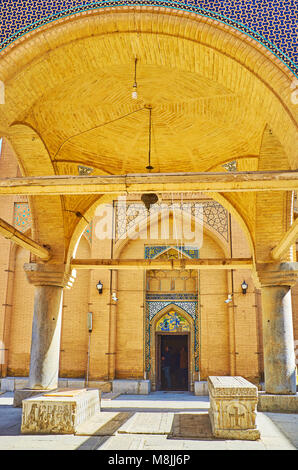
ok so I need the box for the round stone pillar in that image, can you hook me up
[24,263,75,391]
[261,284,296,395]
[28,285,63,390]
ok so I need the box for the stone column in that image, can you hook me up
[258,263,298,395]
[28,285,63,389]
[24,263,74,390]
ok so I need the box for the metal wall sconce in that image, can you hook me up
[96,280,103,294]
[241,280,248,294]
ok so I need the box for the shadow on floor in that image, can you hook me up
[263,412,298,449]
[0,393,22,436]
[101,407,209,413]
[168,412,214,440]
[75,412,134,450]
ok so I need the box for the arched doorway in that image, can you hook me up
[149,303,196,392]
[156,309,191,391]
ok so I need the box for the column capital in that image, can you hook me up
[256,262,298,288]
[24,263,75,288]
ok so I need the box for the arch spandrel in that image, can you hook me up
[255,126,295,264]
[5,125,66,262]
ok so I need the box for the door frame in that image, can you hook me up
[148,304,197,391]
[156,331,190,391]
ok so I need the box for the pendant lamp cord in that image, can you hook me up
[148,106,152,168]
[134,57,138,86]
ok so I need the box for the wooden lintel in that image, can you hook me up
[0,218,51,261]
[71,258,254,270]
[0,170,297,195]
[271,217,298,260]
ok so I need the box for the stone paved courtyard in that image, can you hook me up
[0,391,297,451]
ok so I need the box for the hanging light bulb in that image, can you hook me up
[132,82,138,100]
[132,58,138,99]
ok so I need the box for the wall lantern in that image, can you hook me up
[96,280,103,294]
[241,280,248,294]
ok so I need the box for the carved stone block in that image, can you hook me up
[208,376,260,440]
[21,389,100,434]
[112,379,151,394]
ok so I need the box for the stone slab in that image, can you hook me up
[257,392,298,413]
[14,378,29,390]
[208,376,258,398]
[21,389,100,434]
[117,412,174,434]
[65,379,85,389]
[13,389,51,408]
[194,381,209,396]
[43,388,87,397]
[1,376,90,392]
[208,376,260,441]
[102,392,122,400]
[58,378,68,388]
[1,377,14,392]
[112,380,151,395]
[87,381,112,392]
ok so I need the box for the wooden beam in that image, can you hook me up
[0,171,297,195]
[0,218,51,261]
[71,258,254,270]
[271,217,298,260]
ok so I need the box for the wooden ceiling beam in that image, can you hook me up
[271,217,298,261]
[0,171,297,195]
[0,217,51,261]
[71,258,254,270]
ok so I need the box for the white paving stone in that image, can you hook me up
[117,412,174,434]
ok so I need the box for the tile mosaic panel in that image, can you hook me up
[117,200,229,242]
[144,245,200,260]
[147,300,197,320]
[13,203,92,243]
[0,1,297,77]
[13,202,31,233]
[84,221,92,243]
[156,310,190,331]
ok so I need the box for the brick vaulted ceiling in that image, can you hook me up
[24,58,264,175]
